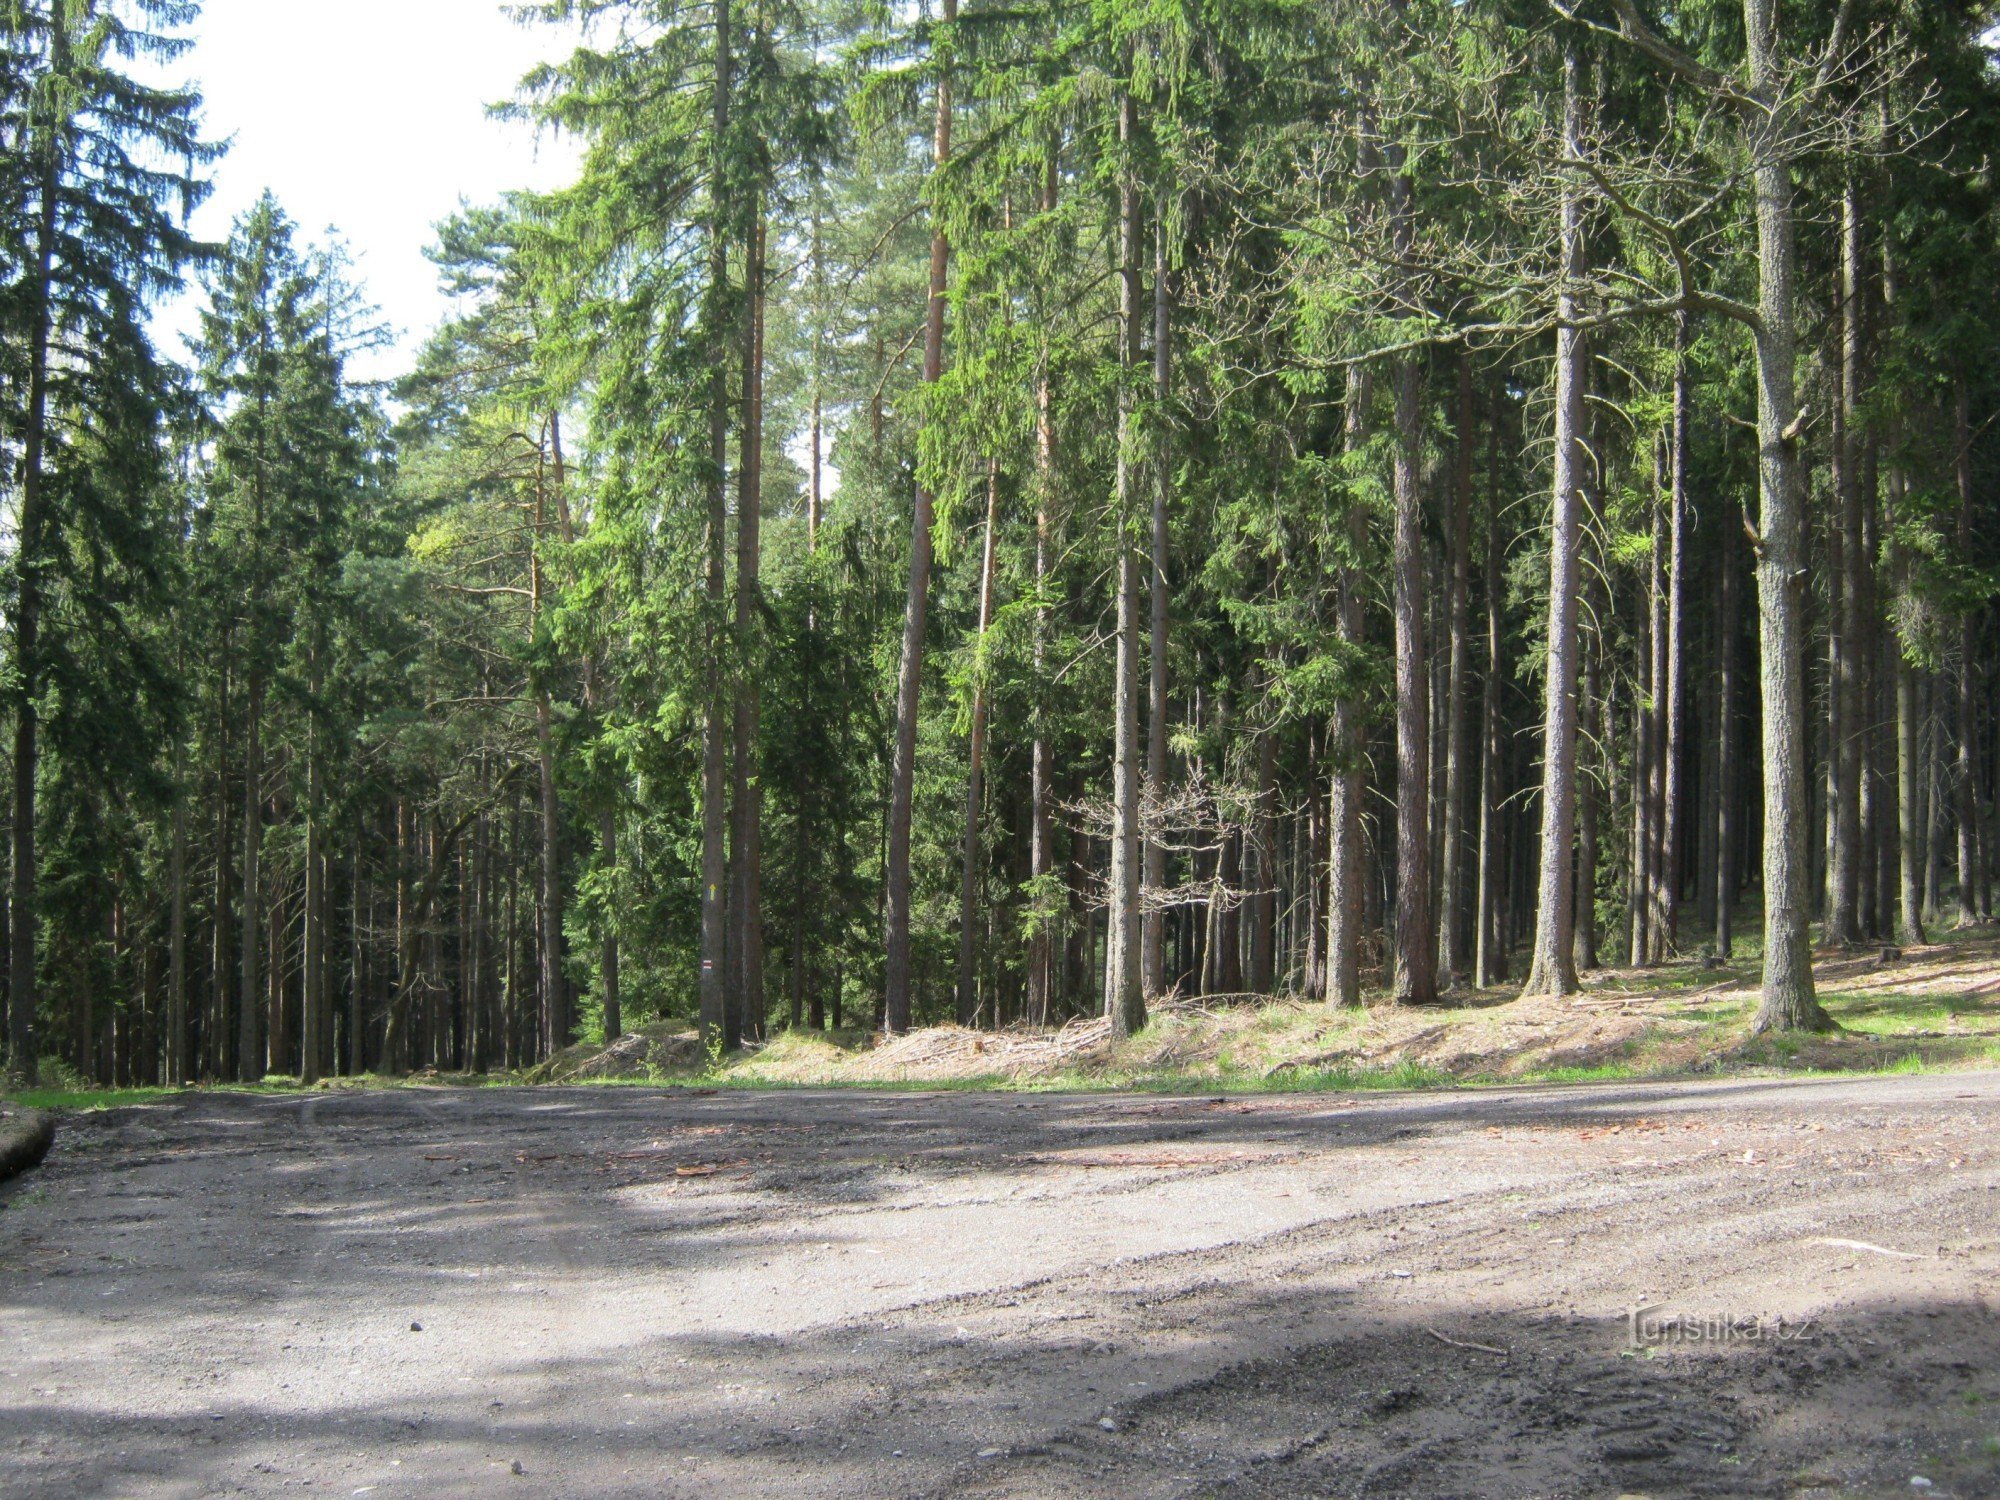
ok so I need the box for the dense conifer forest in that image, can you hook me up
[4,0,2000,1086]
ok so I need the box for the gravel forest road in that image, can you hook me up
[5,1072,2000,1499]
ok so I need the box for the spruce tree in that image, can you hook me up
[0,0,213,1081]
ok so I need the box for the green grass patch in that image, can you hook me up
[5,1086,184,1112]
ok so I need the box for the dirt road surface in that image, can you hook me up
[5,1073,1999,1498]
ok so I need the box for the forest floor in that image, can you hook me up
[537,928,2000,1093]
[3,1070,1998,1497]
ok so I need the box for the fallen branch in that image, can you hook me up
[1426,1327,1508,1356]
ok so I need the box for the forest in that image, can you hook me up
[2,0,1998,1089]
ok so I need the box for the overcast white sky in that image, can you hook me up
[160,0,583,382]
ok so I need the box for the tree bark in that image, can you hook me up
[211,646,233,1080]
[1104,84,1147,1038]
[1642,438,1666,963]
[1303,723,1326,996]
[504,797,522,1069]
[240,675,264,1080]
[1438,353,1474,987]
[1475,387,1506,990]
[1388,150,1433,1007]
[1919,692,1938,924]
[1629,611,1650,970]
[1522,40,1587,999]
[699,0,735,1054]
[1894,532,1925,947]
[1744,0,1830,1032]
[1328,366,1372,1006]
[1576,640,1603,973]
[956,458,1000,1026]
[733,203,768,1042]
[533,487,566,1058]
[1027,145,1059,1028]
[1717,485,1740,959]
[599,809,621,1041]
[1827,180,1865,945]
[7,87,60,1084]
[1142,208,1173,999]
[1248,729,1277,993]
[1956,383,1983,927]
[884,0,956,1033]
[167,734,189,1087]
[1695,629,1720,935]
[302,634,326,1085]
[1659,314,1690,960]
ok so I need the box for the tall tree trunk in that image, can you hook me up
[1387,152,1433,1007]
[1955,383,1983,927]
[1578,381,1608,978]
[699,0,736,1053]
[166,736,189,1087]
[1631,582,1654,969]
[1982,664,1995,923]
[531,434,567,1059]
[1871,524,1897,941]
[1717,483,1740,959]
[1303,722,1326,995]
[210,644,234,1080]
[1522,40,1587,998]
[349,834,364,1074]
[1328,367,1372,1006]
[387,799,411,1071]
[733,204,768,1043]
[1828,180,1866,945]
[470,807,489,1071]
[1695,640,1720,935]
[1214,826,1242,993]
[1824,385,1846,930]
[1745,0,1829,1031]
[884,0,956,1033]
[1857,631,1880,937]
[1438,353,1474,987]
[240,677,264,1080]
[1643,439,1667,962]
[956,459,1000,1026]
[599,809,621,1041]
[791,804,811,1032]
[1026,145,1059,1028]
[1142,208,1173,999]
[267,847,287,1075]
[302,635,326,1085]
[1475,392,1506,989]
[1660,313,1690,959]
[1894,533,1925,947]
[7,98,61,1084]
[790,214,826,1035]
[1924,678,1945,925]
[1248,730,1277,992]
[504,798,523,1069]
[1576,643,1603,973]
[1880,384,1928,952]
[536,694,562,1057]
[1105,85,1147,1038]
